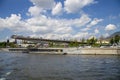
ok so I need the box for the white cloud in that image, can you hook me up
[0,13,93,40]
[54,27,72,34]
[0,14,25,32]
[30,0,55,9]
[74,32,89,39]
[81,27,90,31]
[27,6,43,16]
[52,2,63,15]
[94,28,99,34]
[64,0,94,13]
[73,14,91,27]
[87,18,103,27]
[68,17,102,36]
[105,24,116,31]
[104,33,109,37]
[43,33,73,39]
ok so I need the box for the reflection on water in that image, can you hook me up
[0,52,120,80]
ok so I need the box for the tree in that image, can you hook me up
[81,38,85,43]
[69,42,74,47]
[110,38,114,45]
[7,39,9,43]
[87,37,97,46]
[69,40,79,47]
[74,40,79,47]
[110,35,120,45]
[49,42,54,47]
[114,35,120,45]
[99,35,104,45]
[0,42,16,48]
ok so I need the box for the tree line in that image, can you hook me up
[110,35,120,45]
[0,35,119,48]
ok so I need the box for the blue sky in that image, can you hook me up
[0,0,120,41]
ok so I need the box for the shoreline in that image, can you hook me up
[0,47,120,55]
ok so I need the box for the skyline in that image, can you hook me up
[0,0,120,41]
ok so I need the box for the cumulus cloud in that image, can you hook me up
[74,32,89,39]
[73,14,91,27]
[52,2,63,15]
[2,0,119,41]
[87,18,103,27]
[54,27,72,34]
[44,33,73,40]
[64,0,95,13]
[27,6,43,16]
[104,33,109,37]
[0,13,106,40]
[105,24,116,31]
[81,18,103,33]
[94,28,99,34]
[30,0,55,9]
[0,14,25,32]
[0,13,93,39]
[81,27,90,31]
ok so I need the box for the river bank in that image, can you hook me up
[0,47,120,55]
[63,47,120,55]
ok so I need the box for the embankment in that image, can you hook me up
[0,48,120,55]
[63,48,120,55]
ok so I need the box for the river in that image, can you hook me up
[0,52,120,80]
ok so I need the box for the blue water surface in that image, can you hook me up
[0,52,120,80]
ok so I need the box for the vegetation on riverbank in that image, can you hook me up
[0,42,16,48]
[110,35,120,45]
[0,35,120,48]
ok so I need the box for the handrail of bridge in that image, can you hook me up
[11,35,86,44]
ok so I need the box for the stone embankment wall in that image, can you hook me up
[63,48,120,55]
[0,48,120,55]
[80,48,120,55]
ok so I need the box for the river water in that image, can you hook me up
[0,52,120,80]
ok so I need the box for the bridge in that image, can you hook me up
[11,35,84,44]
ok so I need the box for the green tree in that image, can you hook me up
[74,40,79,47]
[69,40,79,47]
[114,35,120,45]
[110,35,120,45]
[0,42,6,48]
[87,37,97,46]
[69,42,74,47]
[7,39,9,43]
[49,42,54,47]
[110,38,114,45]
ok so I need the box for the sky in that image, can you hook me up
[0,0,120,41]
